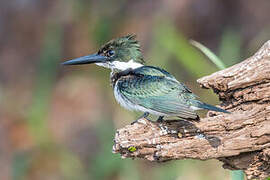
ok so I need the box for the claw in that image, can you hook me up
[131,112,149,125]
[157,116,164,123]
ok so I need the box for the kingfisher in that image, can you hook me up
[62,35,229,123]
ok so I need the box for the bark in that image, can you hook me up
[112,41,270,180]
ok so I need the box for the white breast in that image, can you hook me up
[113,82,167,116]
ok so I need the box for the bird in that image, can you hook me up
[62,35,229,123]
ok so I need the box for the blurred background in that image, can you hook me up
[1,0,270,179]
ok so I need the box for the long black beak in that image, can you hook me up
[62,53,109,65]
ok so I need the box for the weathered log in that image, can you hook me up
[112,40,270,179]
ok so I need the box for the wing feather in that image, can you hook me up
[117,66,198,119]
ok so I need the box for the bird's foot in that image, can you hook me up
[156,116,164,123]
[131,112,149,125]
[177,115,200,122]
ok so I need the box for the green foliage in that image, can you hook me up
[89,119,140,180]
[190,40,226,70]
[93,17,114,45]
[219,29,242,66]
[12,152,32,180]
[26,22,62,144]
[128,146,137,152]
[59,149,86,180]
[154,21,218,78]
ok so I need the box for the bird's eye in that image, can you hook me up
[107,50,115,57]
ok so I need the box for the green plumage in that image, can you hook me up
[98,35,145,64]
[114,66,199,119]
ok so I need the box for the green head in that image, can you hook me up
[62,35,145,71]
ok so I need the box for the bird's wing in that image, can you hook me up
[132,66,194,93]
[132,66,175,78]
[117,67,198,119]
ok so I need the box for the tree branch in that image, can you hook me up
[112,41,270,180]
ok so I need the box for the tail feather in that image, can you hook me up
[195,101,230,114]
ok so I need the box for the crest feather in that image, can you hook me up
[98,34,145,64]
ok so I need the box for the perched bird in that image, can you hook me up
[62,35,228,123]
